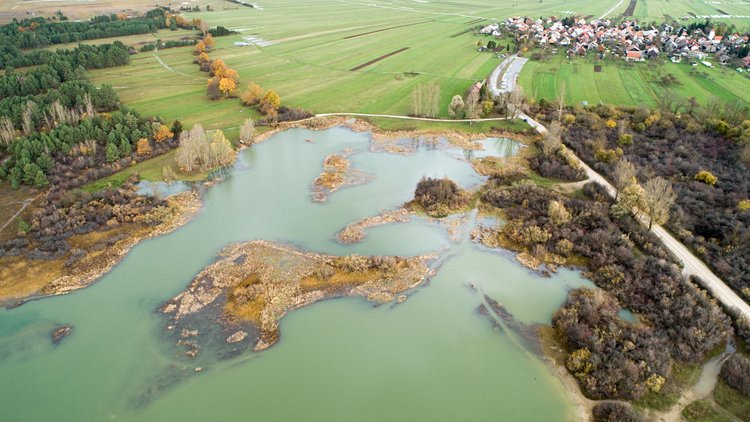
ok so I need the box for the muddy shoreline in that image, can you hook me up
[161,240,436,354]
[251,116,529,149]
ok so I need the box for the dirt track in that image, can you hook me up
[350,47,409,71]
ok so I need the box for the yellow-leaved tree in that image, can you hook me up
[259,90,281,115]
[241,83,263,106]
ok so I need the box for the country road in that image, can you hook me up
[521,111,750,320]
[599,0,626,19]
[315,112,511,123]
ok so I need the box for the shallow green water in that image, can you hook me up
[0,127,593,421]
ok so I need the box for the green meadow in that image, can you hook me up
[88,0,623,133]
[631,0,750,27]
[518,52,750,107]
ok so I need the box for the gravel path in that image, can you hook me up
[523,114,750,320]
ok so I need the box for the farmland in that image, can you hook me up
[630,0,750,27]
[85,0,624,131]
[518,52,750,107]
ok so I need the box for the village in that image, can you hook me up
[482,16,750,67]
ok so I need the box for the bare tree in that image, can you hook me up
[176,124,209,173]
[411,82,440,118]
[239,118,256,144]
[721,100,746,125]
[540,121,562,157]
[612,158,636,200]
[701,97,723,120]
[508,85,525,119]
[0,117,15,146]
[82,93,94,117]
[448,95,465,118]
[209,130,234,167]
[555,82,567,122]
[21,100,35,135]
[656,90,685,114]
[686,96,699,116]
[642,177,677,229]
[465,88,481,121]
[176,124,236,172]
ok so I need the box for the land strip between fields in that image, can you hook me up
[350,47,410,71]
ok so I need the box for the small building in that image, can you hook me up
[625,46,644,61]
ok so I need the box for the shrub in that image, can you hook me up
[592,402,642,422]
[412,177,467,217]
[720,354,750,397]
[694,170,717,186]
[618,133,633,145]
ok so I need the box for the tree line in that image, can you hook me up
[0,9,167,54]
[0,43,129,132]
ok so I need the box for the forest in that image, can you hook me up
[0,8,167,63]
[546,105,750,306]
[0,40,173,189]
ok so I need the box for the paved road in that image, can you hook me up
[488,55,529,97]
[523,113,750,320]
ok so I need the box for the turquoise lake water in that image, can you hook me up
[0,127,593,421]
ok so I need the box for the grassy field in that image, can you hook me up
[0,0,164,23]
[518,52,750,107]
[631,0,750,27]
[85,0,623,131]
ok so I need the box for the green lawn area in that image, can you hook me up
[713,380,750,421]
[364,116,528,133]
[518,52,750,107]
[81,150,209,191]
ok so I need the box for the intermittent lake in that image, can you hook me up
[0,126,593,421]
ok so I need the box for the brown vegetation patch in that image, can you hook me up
[336,209,412,243]
[471,156,528,178]
[0,191,201,305]
[161,240,435,352]
[311,152,374,202]
[0,186,39,241]
[407,177,470,218]
[350,48,409,71]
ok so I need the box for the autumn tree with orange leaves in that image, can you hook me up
[153,124,174,142]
